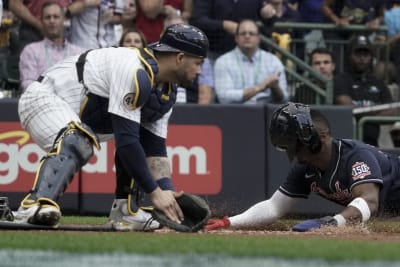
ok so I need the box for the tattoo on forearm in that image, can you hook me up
[147,157,171,178]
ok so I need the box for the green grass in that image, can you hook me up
[0,216,400,261]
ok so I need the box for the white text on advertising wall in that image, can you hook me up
[0,142,208,185]
[167,146,207,175]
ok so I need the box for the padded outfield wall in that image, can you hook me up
[0,99,353,216]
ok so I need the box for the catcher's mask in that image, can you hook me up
[269,102,322,161]
[148,24,209,58]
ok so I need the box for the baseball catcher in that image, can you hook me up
[13,24,210,231]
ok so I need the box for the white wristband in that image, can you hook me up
[348,197,371,222]
[333,214,346,226]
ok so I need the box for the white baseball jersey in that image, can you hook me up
[18,47,171,151]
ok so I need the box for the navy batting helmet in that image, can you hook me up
[148,24,209,58]
[269,102,322,160]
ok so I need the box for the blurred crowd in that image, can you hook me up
[1,0,400,147]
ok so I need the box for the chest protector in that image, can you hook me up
[132,47,177,122]
[141,82,177,123]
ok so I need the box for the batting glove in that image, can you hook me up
[204,216,230,230]
[292,216,338,232]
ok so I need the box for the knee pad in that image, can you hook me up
[30,122,99,201]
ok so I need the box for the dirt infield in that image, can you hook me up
[201,227,400,242]
[152,219,400,242]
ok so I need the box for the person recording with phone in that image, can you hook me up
[214,19,288,104]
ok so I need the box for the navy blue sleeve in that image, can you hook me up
[279,162,313,198]
[193,0,224,31]
[333,73,351,100]
[111,114,158,193]
[346,149,385,192]
[140,126,167,157]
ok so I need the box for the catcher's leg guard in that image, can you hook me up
[16,122,99,226]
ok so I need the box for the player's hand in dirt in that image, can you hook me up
[205,216,231,230]
[150,187,184,223]
[292,216,338,232]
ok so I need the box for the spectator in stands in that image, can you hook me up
[0,0,18,55]
[293,47,335,104]
[214,19,288,105]
[321,0,385,72]
[120,0,137,30]
[66,0,125,49]
[390,122,400,147]
[261,0,301,63]
[19,1,84,91]
[334,35,395,146]
[163,13,215,104]
[262,0,300,37]
[122,0,191,44]
[192,0,275,63]
[118,27,146,48]
[382,0,400,85]
[9,0,69,52]
[322,0,383,29]
[290,0,326,61]
[0,0,3,25]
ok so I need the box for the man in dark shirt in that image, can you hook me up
[334,34,394,146]
[192,0,271,62]
[205,102,400,232]
[293,47,335,104]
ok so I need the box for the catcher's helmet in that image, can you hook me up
[269,102,322,160]
[148,24,209,58]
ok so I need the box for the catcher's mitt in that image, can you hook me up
[151,193,211,232]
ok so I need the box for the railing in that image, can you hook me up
[272,22,390,73]
[259,33,333,104]
[260,22,390,105]
[357,116,400,141]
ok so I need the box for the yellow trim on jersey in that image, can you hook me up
[79,95,89,119]
[133,47,156,87]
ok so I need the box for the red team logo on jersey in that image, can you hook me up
[351,162,371,180]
